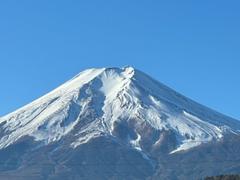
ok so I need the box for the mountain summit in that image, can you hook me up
[0,67,240,180]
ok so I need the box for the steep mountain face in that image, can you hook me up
[0,67,240,180]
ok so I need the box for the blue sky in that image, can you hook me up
[0,1,240,120]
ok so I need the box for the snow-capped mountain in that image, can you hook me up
[1,66,240,153]
[0,67,240,180]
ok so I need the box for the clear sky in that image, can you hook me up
[0,1,240,120]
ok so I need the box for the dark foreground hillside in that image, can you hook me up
[205,175,240,180]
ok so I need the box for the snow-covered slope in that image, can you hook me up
[1,67,240,153]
